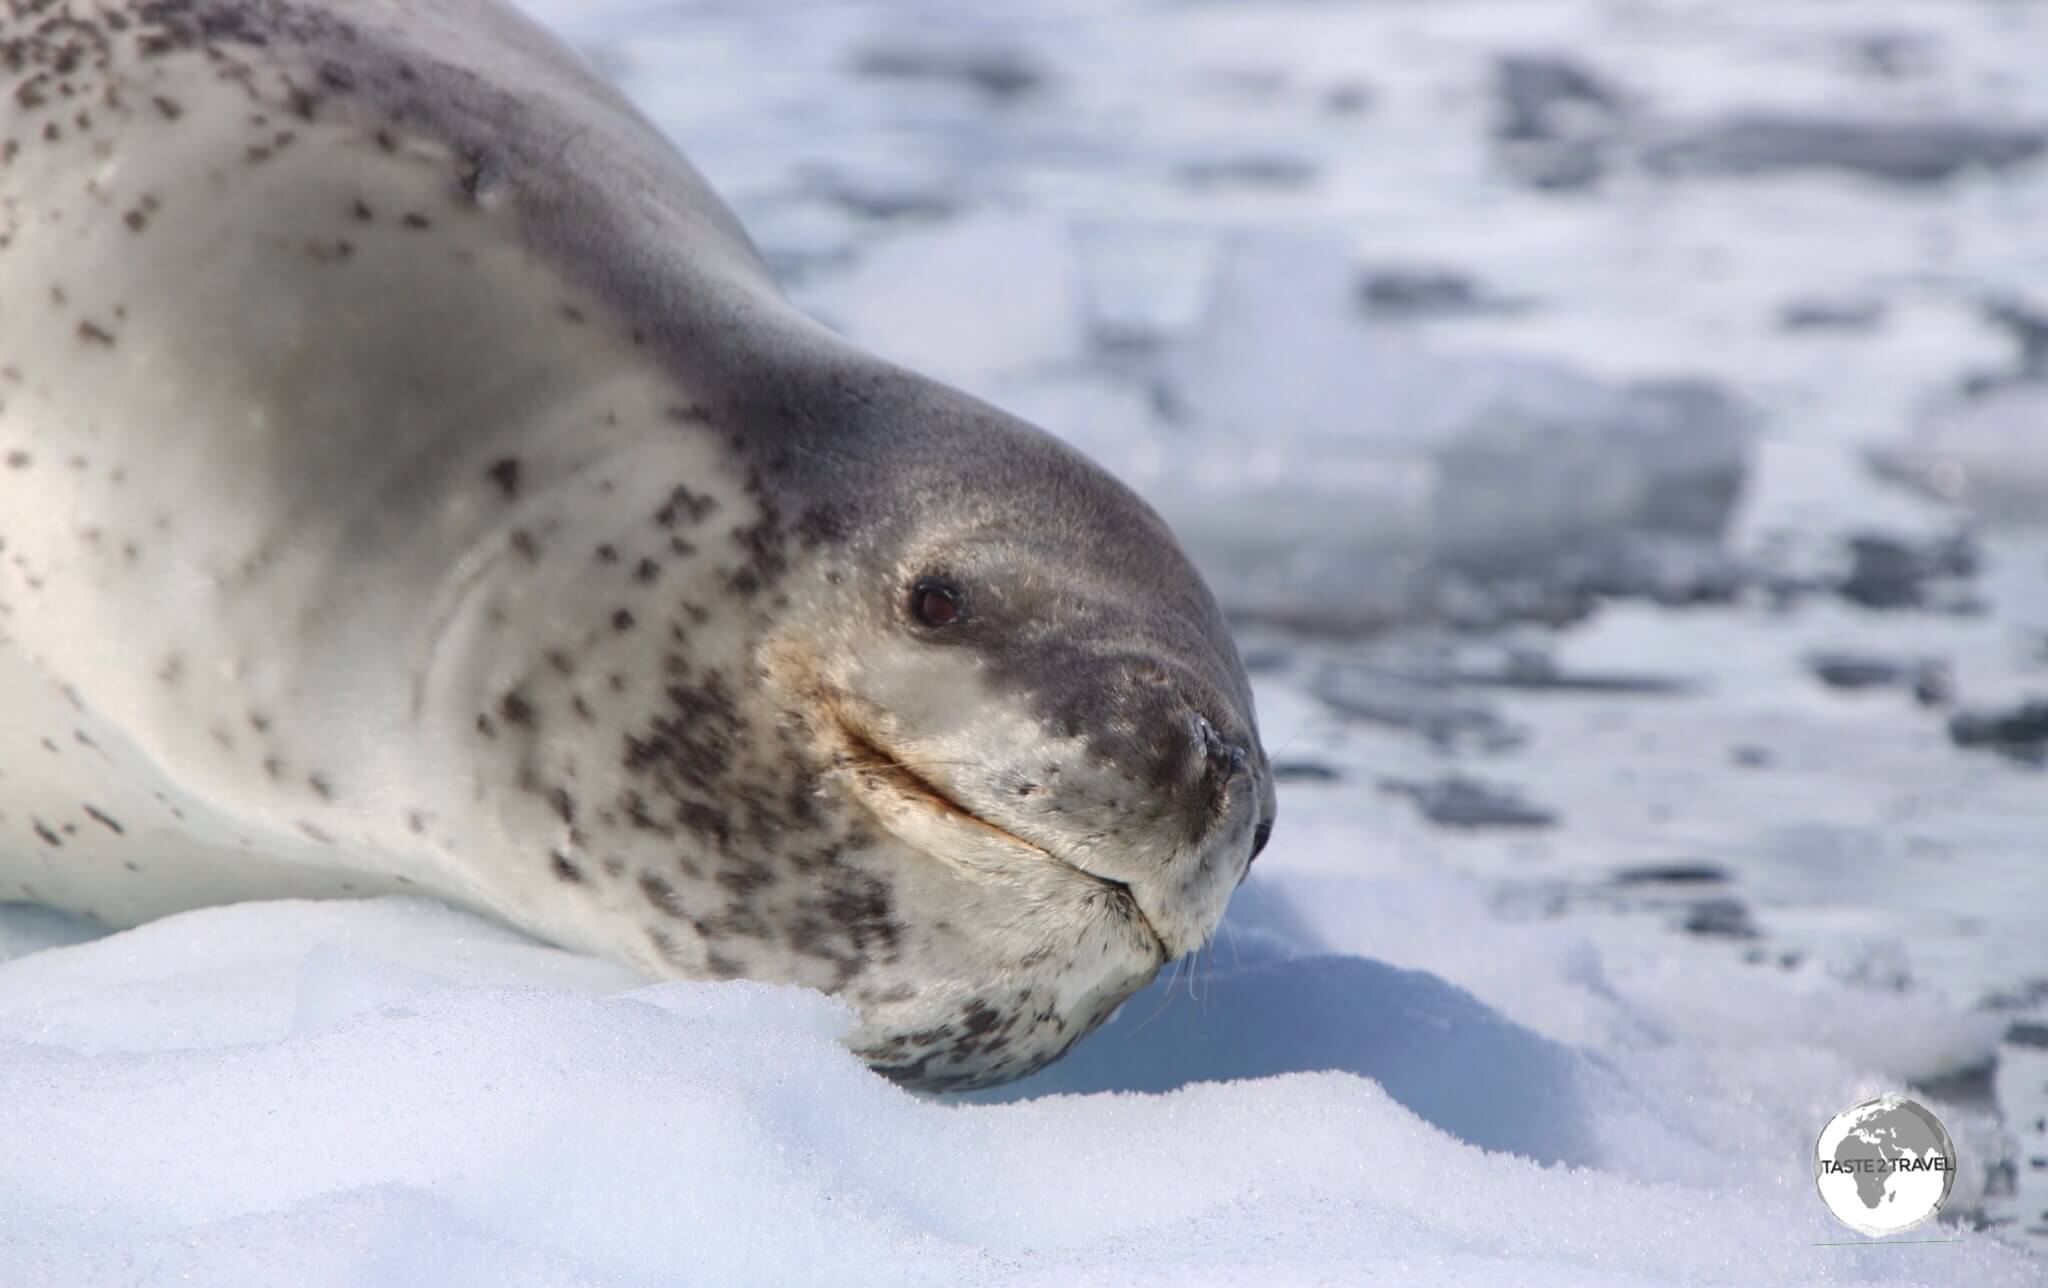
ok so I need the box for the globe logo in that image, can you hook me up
[1813,1094,1957,1237]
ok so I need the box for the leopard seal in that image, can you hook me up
[0,0,1274,1089]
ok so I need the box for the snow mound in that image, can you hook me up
[0,891,2032,1286]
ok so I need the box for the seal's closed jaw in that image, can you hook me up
[812,616,1267,962]
[829,712,1170,961]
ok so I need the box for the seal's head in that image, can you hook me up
[745,358,1274,1087]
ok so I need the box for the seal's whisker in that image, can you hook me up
[1129,957,1186,1034]
[1266,725,1307,762]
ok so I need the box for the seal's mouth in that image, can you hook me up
[835,719,1043,850]
[830,714,1167,961]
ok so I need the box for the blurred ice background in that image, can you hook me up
[4,0,2046,1281]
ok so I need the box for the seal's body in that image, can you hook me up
[0,0,1273,1089]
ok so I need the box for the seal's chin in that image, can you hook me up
[830,716,1167,962]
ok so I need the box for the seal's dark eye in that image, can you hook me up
[910,578,966,628]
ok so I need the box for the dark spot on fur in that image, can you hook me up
[635,558,660,584]
[796,504,850,548]
[676,800,735,854]
[509,528,539,561]
[551,850,583,883]
[639,871,685,918]
[82,804,123,835]
[716,862,777,896]
[595,543,619,564]
[402,212,429,230]
[622,672,744,804]
[618,788,670,837]
[653,484,717,528]
[955,1000,1010,1056]
[455,147,489,197]
[76,319,114,346]
[824,869,900,953]
[612,608,636,632]
[308,773,334,800]
[31,819,61,848]
[486,457,520,499]
[317,60,356,93]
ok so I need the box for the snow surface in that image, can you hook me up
[6,0,2048,1282]
[0,883,2031,1286]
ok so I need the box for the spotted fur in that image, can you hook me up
[0,0,1273,1089]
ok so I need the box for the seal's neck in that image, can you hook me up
[385,401,776,944]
